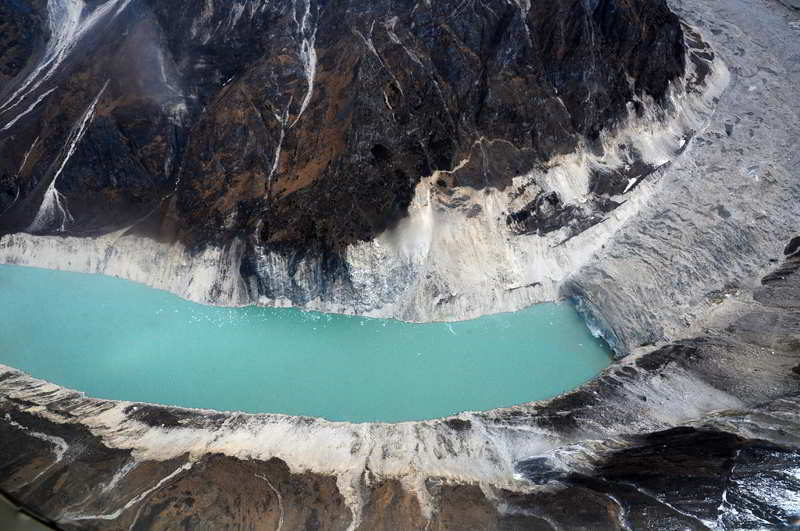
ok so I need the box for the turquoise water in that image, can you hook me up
[0,265,611,423]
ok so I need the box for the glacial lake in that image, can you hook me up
[0,265,611,423]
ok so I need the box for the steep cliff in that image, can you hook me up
[0,0,711,320]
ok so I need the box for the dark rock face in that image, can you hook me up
[0,0,45,84]
[506,190,616,239]
[0,0,686,254]
[530,427,800,530]
[785,236,800,257]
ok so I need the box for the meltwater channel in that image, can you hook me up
[0,265,611,423]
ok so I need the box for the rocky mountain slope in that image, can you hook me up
[0,0,720,321]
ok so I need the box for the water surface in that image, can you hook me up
[0,265,611,422]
